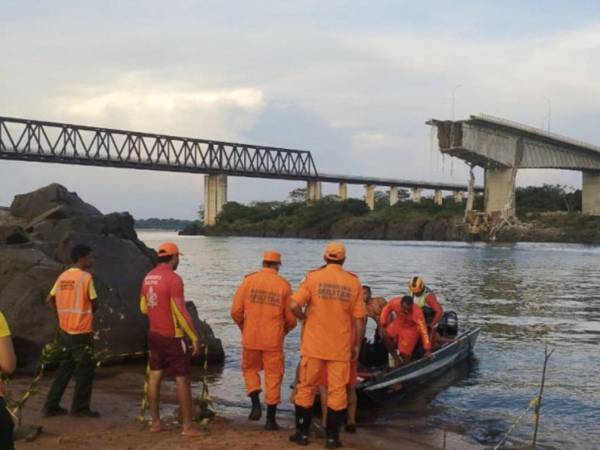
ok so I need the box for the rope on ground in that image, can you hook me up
[6,336,62,427]
[494,344,555,450]
[196,344,216,427]
[493,396,539,450]
[5,332,114,428]
[136,358,151,425]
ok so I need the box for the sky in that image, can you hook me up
[2,0,600,219]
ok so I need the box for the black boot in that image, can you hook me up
[248,391,262,421]
[289,404,311,446]
[325,408,345,449]
[264,404,279,431]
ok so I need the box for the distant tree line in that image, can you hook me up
[516,184,581,214]
[135,217,196,230]
[181,184,582,236]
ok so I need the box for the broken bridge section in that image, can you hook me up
[428,114,600,216]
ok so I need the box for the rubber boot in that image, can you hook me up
[264,404,279,431]
[325,408,345,449]
[289,404,311,446]
[248,391,262,421]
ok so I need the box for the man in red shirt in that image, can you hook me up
[140,242,201,437]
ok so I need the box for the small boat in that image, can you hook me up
[356,327,480,404]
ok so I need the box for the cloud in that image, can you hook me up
[51,80,265,141]
[63,88,263,118]
[1,2,599,217]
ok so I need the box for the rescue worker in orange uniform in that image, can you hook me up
[318,322,358,434]
[140,242,202,437]
[289,242,367,449]
[231,251,297,430]
[44,244,99,418]
[380,295,431,366]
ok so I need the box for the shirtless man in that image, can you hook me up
[362,286,401,367]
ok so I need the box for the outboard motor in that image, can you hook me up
[438,311,458,337]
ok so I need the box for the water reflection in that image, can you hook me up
[138,233,600,449]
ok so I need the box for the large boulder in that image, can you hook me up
[11,183,102,222]
[0,225,29,245]
[0,247,63,369]
[0,184,224,370]
[186,302,225,364]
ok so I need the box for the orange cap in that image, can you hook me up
[157,242,181,257]
[263,250,282,264]
[324,241,346,261]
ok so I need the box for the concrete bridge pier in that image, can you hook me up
[307,180,322,201]
[582,171,600,215]
[410,187,423,203]
[484,168,516,217]
[365,184,375,210]
[453,191,464,203]
[389,186,399,206]
[338,182,348,201]
[203,174,228,226]
[434,190,443,206]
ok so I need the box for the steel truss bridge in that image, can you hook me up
[0,116,318,180]
[0,116,477,192]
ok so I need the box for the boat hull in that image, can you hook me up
[356,327,480,404]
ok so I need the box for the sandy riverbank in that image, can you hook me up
[7,366,481,450]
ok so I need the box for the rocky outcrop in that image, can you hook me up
[0,225,29,245]
[186,302,227,364]
[0,184,224,370]
[10,183,101,223]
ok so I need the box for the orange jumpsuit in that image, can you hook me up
[231,268,296,405]
[380,297,430,357]
[293,264,367,411]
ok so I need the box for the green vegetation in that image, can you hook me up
[135,217,197,230]
[178,184,598,243]
[212,197,372,236]
[196,191,471,240]
[516,184,581,215]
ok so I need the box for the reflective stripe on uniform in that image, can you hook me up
[54,269,94,334]
[57,272,92,316]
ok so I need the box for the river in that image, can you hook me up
[138,232,600,449]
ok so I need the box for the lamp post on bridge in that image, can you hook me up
[543,97,551,132]
[452,84,462,120]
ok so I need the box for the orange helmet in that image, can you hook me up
[408,276,425,294]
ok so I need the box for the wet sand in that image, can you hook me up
[10,366,481,450]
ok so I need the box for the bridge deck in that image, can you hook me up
[0,116,477,192]
[317,173,482,192]
[428,114,600,171]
